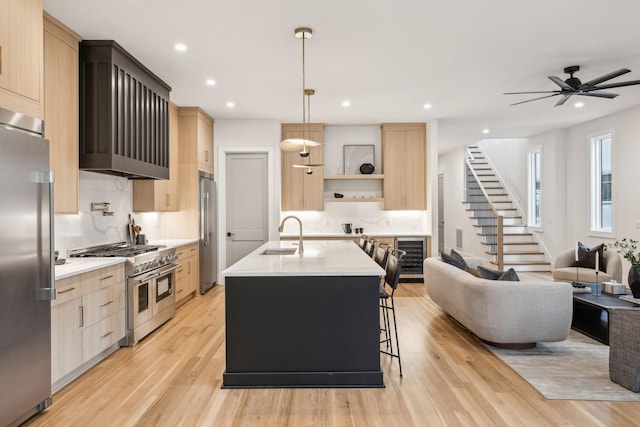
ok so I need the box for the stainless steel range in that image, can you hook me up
[69,242,179,346]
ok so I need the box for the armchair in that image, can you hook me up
[552,248,622,284]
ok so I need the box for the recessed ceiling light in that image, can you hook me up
[482,129,490,134]
[226,102,235,108]
[174,43,187,52]
[206,79,216,86]
[423,103,432,109]
[341,100,351,107]
[574,101,584,108]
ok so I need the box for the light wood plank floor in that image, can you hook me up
[28,283,640,426]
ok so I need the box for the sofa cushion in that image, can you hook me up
[477,266,520,281]
[574,242,605,272]
[441,249,468,270]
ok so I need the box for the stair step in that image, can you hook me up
[490,261,550,266]
[470,216,522,220]
[481,241,537,246]
[486,251,544,256]
[466,208,516,211]
[477,233,533,237]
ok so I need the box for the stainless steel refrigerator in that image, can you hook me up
[0,107,56,426]
[199,171,217,294]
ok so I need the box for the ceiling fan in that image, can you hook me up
[504,65,640,106]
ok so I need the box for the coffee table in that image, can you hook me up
[572,291,636,345]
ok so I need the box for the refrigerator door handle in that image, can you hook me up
[36,171,56,301]
[204,191,210,246]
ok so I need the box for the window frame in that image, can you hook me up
[589,131,614,236]
[527,147,542,228]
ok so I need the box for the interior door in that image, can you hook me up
[226,153,268,266]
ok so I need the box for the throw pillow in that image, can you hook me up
[497,268,520,281]
[477,266,520,281]
[441,249,468,271]
[465,266,482,277]
[574,242,605,272]
[477,266,502,280]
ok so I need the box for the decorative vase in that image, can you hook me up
[628,267,640,298]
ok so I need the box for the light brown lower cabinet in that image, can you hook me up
[51,264,125,391]
[175,243,199,305]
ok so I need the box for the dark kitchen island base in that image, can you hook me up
[222,275,383,388]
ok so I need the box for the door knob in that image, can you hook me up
[227,232,235,237]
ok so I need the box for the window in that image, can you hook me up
[527,148,541,227]
[590,134,612,232]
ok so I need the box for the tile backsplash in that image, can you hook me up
[55,171,134,257]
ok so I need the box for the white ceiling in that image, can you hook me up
[43,0,640,152]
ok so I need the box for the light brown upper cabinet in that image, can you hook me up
[44,14,80,214]
[133,102,180,212]
[197,110,214,174]
[381,123,427,210]
[281,123,324,211]
[0,0,43,118]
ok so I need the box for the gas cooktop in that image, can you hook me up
[69,242,161,258]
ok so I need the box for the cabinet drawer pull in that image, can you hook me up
[100,274,114,281]
[101,330,114,338]
[190,247,197,253]
[58,287,76,294]
[177,289,184,293]
[100,300,114,307]
[79,306,84,327]
[205,150,209,162]
[165,194,170,206]
[177,269,184,274]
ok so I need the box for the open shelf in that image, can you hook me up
[324,198,384,203]
[324,174,384,180]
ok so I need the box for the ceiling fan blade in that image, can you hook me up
[555,94,573,106]
[504,90,562,95]
[549,76,574,91]
[580,68,630,88]
[589,79,640,90]
[509,93,561,106]
[577,91,619,99]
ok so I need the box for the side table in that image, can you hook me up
[609,308,640,392]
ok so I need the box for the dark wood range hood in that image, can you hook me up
[79,40,171,179]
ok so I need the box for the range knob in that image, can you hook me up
[133,265,141,274]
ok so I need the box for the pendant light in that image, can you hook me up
[293,88,323,174]
[280,27,322,155]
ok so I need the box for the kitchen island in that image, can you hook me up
[221,240,386,388]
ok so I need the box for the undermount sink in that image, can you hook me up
[261,248,298,255]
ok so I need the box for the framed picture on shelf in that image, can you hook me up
[343,145,374,174]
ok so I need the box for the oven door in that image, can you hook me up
[154,263,178,314]
[130,271,156,328]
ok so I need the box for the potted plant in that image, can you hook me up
[607,238,640,298]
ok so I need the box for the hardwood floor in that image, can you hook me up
[28,283,640,426]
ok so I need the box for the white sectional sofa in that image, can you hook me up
[423,257,573,347]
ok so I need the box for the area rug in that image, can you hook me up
[485,331,640,401]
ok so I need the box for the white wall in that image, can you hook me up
[564,105,640,281]
[526,129,567,257]
[438,147,486,258]
[214,119,282,280]
[478,138,528,212]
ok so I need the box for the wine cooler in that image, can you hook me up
[394,237,427,281]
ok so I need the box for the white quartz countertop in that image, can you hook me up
[55,258,126,280]
[148,239,199,248]
[222,240,386,277]
[280,232,430,238]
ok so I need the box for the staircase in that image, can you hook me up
[464,145,551,272]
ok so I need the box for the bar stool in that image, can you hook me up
[380,248,405,376]
[364,238,378,258]
[358,235,370,250]
[374,242,391,269]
